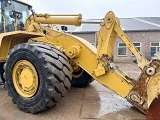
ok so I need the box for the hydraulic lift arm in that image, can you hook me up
[25,11,160,119]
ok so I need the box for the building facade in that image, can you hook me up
[115,31,160,62]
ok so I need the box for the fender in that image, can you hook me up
[0,31,43,61]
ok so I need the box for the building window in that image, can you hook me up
[150,42,160,56]
[118,43,127,56]
[132,42,141,56]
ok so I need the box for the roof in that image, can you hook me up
[65,17,160,33]
[74,24,100,33]
[121,18,160,32]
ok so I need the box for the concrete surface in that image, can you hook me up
[0,63,146,120]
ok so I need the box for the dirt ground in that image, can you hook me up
[0,63,146,120]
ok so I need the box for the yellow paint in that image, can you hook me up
[65,44,82,58]
[93,65,106,77]
[12,60,38,98]
[0,31,43,62]
[0,6,154,113]
[34,14,82,26]
[24,12,134,97]
[97,11,117,60]
[25,14,82,33]
[147,73,160,107]
[0,11,146,98]
[34,29,133,97]
[96,70,133,97]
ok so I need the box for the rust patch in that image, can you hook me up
[147,95,160,120]
[133,60,160,98]
[132,72,148,98]
[127,60,160,113]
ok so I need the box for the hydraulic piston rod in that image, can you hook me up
[34,14,82,26]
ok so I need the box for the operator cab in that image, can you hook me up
[0,0,32,33]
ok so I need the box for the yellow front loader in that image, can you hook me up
[0,0,159,119]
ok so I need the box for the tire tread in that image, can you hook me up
[4,42,72,113]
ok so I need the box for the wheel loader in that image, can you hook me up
[0,0,159,119]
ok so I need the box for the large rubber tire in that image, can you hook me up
[0,62,5,83]
[4,42,72,113]
[71,68,93,88]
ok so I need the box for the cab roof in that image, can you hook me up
[16,0,32,7]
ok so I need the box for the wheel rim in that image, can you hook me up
[12,60,38,98]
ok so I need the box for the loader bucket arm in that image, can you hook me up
[97,12,160,118]
[24,11,160,118]
[97,12,160,117]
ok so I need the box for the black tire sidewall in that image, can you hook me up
[0,62,5,82]
[71,71,92,88]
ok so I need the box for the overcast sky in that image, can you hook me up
[25,0,160,19]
